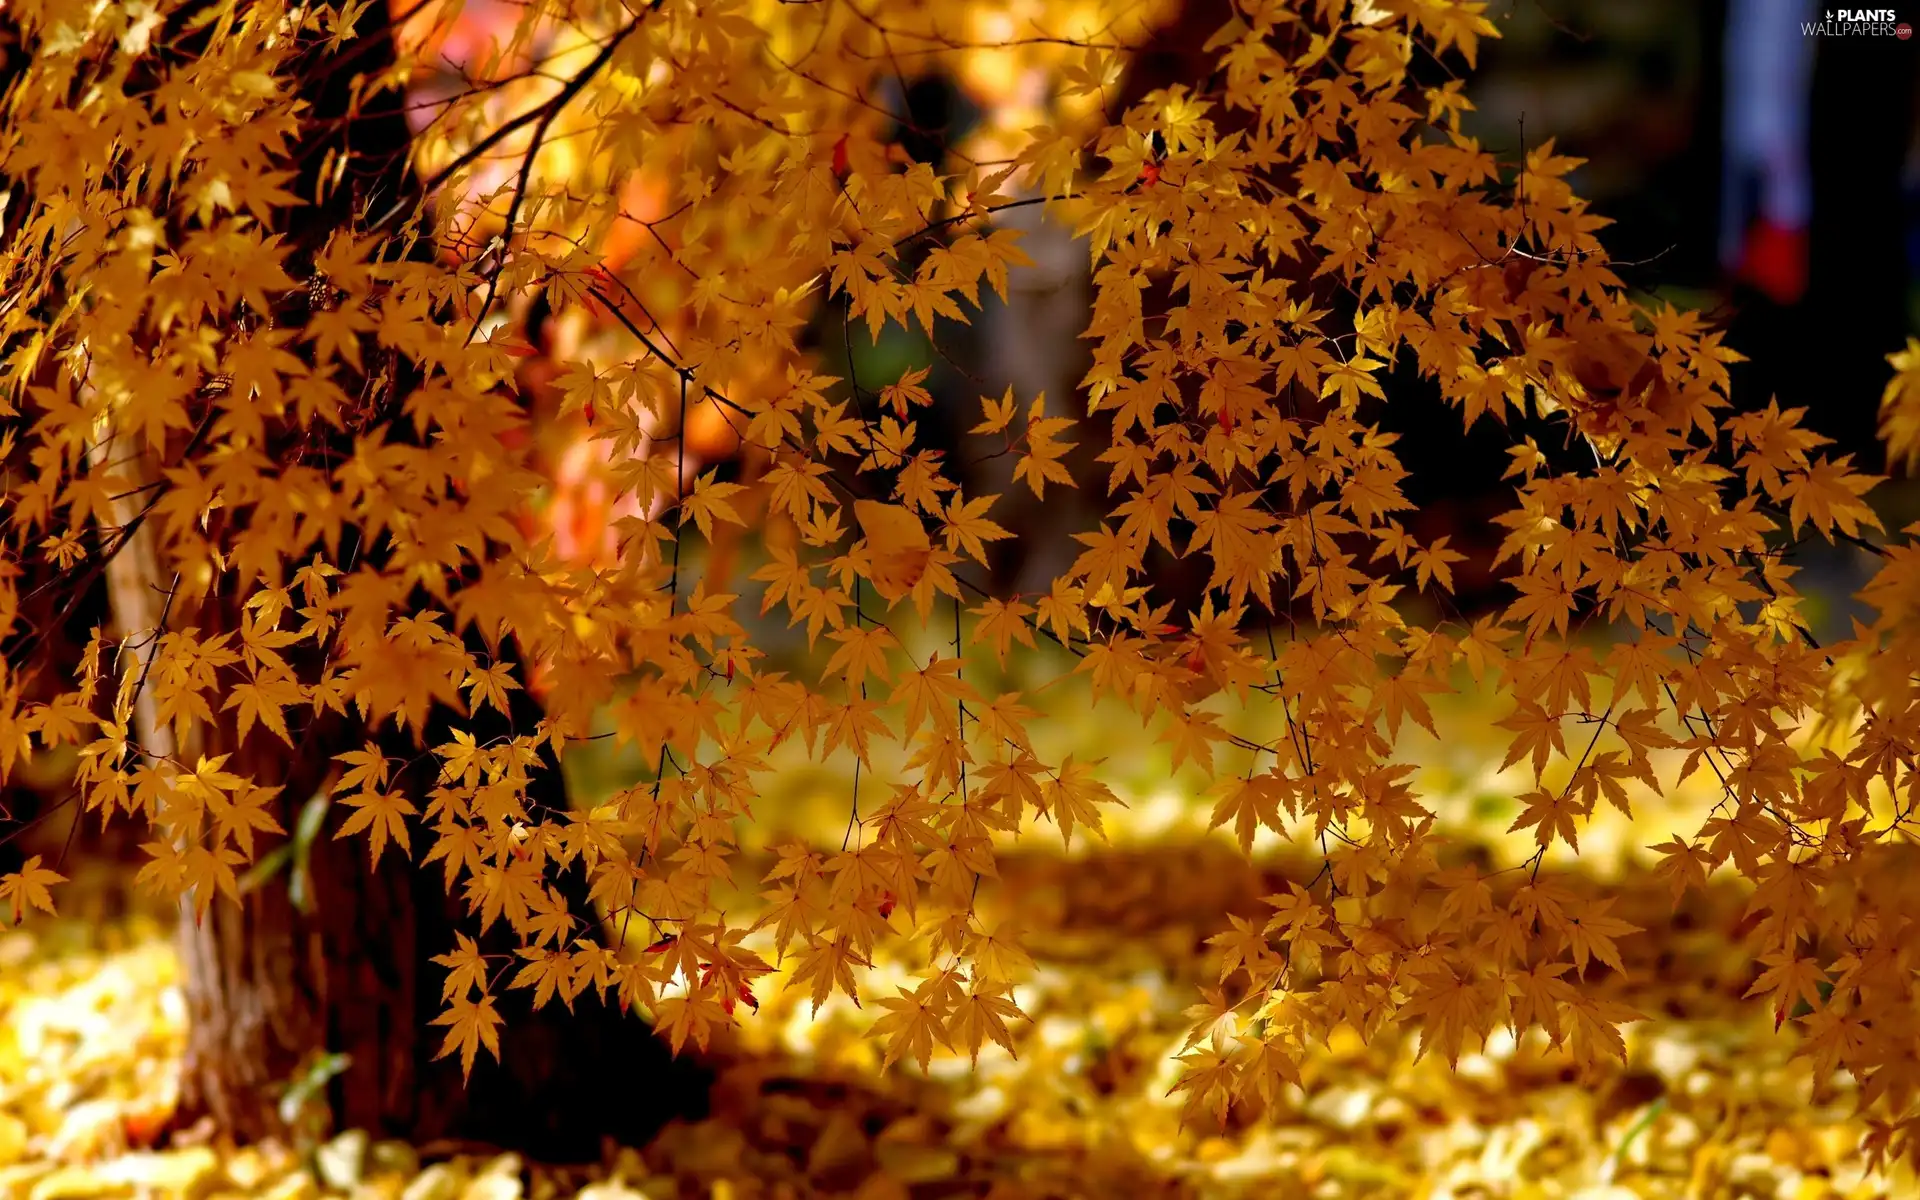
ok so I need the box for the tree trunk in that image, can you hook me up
[170,731,710,1159]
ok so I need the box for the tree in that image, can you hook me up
[6,0,1920,1170]
[0,0,701,1156]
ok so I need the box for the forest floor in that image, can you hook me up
[0,834,1907,1200]
[3,677,1910,1198]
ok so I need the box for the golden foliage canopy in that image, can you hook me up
[3,0,1919,1166]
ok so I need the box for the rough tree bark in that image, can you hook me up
[164,687,707,1159]
[70,0,708,1160]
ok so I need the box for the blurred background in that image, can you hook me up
[825,0,1920,625]
[1466,0,1920,466]
[1459,0,1920,635]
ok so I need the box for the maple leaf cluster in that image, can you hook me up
[2,0,1919,1169]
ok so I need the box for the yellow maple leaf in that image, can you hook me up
[432,992,504,1079]
[853,499,932,603]
[334,788,420,867]
[0,855,64,922]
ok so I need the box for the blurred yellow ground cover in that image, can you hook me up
[0,895,1894,1198]
[2,751,1912,1200]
